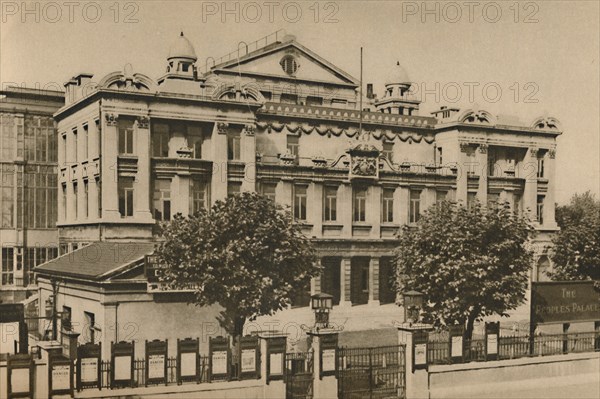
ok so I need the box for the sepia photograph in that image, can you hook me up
[0,1,599,398]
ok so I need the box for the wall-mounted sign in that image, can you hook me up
[486,334,498,355]
[451,336,463,358]
[322,349,336,372]
[114,356,132,380]
[241,349,256,373]
[531,281,600,324]
[80,358,98,383]
[180,352,196,377]
[11,369,29,393]
[148,354,165,379]
[414,343,427,366]
[51,364,71,391]
[269,353,283,376]
[211,351,228,375]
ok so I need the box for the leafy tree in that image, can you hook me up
[393,200,534,339]
[551,191,600,280]
[155,192,319,368]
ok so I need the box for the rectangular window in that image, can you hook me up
[287,135,299,164]
[437,147,443,166]
[382,188,394,223]
[227,130,241,160]
[537,195,544,224]
[83,180,89,218]
[95,119,101,157]
[353,187,367,222]
[436,190,447,203]
[61,134,67,164]
[261,182,277,202]
[280,93,298,104]
[153,179,171,221]
[190,178,209,214]
[118,177,134,217]
[488,150,497,176]
[96,178,102,218]
[73,182,78,220]
[227,182,241,197]
[306,96,323,106]
[409,190,421,224]
[382,142,394,163]
[152,123,170,157]
[187,125,203,159]
[83,123,88,160]
[61,184,67,221]
[467,192,477,209]
[323,186,337,222]
[0,164,15,228]
[62,306,72,331]
[537,156,545,178]
[1,247,14,286]
[84,312,95,344]
[488,193,500,209]
[118,118,134,154]
[73,128,78,162]
[361,266,369,292]
[293,185,307,221]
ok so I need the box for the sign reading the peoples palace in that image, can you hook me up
[531,281,600,324]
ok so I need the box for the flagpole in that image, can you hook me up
[359,47,363,137]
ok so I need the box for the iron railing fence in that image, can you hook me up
[427,330,600,365]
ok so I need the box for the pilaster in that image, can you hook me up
[368,257,380,305]
[211,122,229,203]
[397,186,409,225]
[134,116,153,221]
[241,124,256,192]
[340,258,352,306]
[369,185,382,238]
[523,147,539,222]
[456,143,470,204]
[544,149,557,227]
[476,144,488,204]
[101,113,120,220]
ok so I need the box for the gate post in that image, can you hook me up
[396,322,433,399]
[258,332,287,399]
[308,329,338,399]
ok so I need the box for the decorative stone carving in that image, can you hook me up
[255,152,263,162]
[217,122,229,134]
[311,156,328,167]
[547,149,556,159]
[478,143,488,153]
[243,124,256,136]
[279,152,296,165]
[136,116,149,129]
[529,147,539,158]
[459,142,471,153]
[176,147,193,158]
[349,142,379,179]
[105,113,118,126]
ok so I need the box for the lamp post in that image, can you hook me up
[311,293,334,330]
[403,290,424,324]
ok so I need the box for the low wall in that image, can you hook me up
[74,379,285,398]
[428,352,600,399]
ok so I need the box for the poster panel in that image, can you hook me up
[269,353,283,375]
[114,356,132,380]
[11,368,30,393]
[241,349,256,373]
[80,358,98,383]
[414,343,427,365]
[451,336,463,357]
[52,364,71,391]
[211,351,227,375]
[148,354,165,379]
[180,352,197,377]
[322,349,336,372]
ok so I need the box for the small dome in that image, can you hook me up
[168,32,197,61]
[385,61,410,85]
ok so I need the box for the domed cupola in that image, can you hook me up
[375,61,420,116]
[164,32,198,80]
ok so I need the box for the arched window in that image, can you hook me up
[280,55,299,76]
[536,256,551,282]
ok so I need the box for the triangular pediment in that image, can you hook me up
[214,41,358,87]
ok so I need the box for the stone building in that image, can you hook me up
[35,32,561,350]
[0,87,64,303]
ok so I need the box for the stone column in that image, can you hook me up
[241,124,256,192]
[134,116,153,221]
[456,143,470,204]
[309,182,323,236]
[396,186,409,225]
[523,147,539,221]
[340,258,352,306]
[101,113,120,221]
[476,144,488,205]
[544,149,557,227]
[339,182,352,237]
[368,257,380,305]
[397,324,434,399]
[309,330,339,399]
[370,185,382,238]
[211,122,229,202]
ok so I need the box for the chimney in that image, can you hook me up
[366,83,374,99]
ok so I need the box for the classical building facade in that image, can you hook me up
[0,87,64,303]
[35,32,560,349]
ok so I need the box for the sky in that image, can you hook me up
[1,0,598,204]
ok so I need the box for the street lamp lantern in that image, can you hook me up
[403,290,424,324]
[311,293,333,329]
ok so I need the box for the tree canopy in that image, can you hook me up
[155,191,319,336]
[551,191,600,280]
[393,200,534,338]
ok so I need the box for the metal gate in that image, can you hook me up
[337,345,406,399]
[285,351,314,399]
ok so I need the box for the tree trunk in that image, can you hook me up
[465,307,480,341]
[231,316,245,380]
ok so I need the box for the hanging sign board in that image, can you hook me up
[531,281,600,324]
